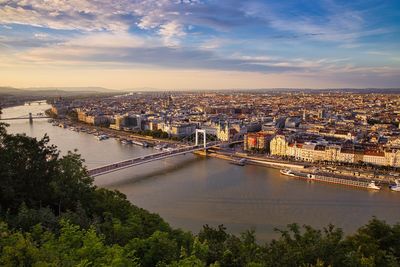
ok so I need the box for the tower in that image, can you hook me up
[195,129,207,148]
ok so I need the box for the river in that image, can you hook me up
[2,102,400,241]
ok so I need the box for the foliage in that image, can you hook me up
[137,129,170,139]
[0,123,400,266]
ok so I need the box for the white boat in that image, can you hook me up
[131,140,144,146]
[120,140,130,145]
[154,144,163,150]
[390,179,400,192]
[280,169,296,177]
[230,158,246,166]
[96,134,109,141]
[367,181,381,190]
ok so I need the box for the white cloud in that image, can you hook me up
[34,33,49,39]
[0,0,136,31]
[158,21,186,46]
[365,51,391,56]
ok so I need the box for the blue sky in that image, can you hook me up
[0,0,399,89]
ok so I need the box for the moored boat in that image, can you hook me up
[367,181,381,190]
[96,134,109,141]
[230,158,246,166]
[154,144,164,150]
[120,139,131,145]
[131,140,144,146]
[280,169,296,177]
[389,179,400,192]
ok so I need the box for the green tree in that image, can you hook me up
[126,231,178,267]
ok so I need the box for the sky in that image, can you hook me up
[0,0,399,90]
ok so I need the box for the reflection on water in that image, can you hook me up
[3,103,400,241]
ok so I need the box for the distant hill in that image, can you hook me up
[0,86,123,96]
[24,87,116,93]
[0,87,26,95]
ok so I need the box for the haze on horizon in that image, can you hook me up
[0,0,399,90]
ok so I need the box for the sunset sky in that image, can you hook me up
[0,0,399,90]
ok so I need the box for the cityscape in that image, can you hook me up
[1,0,400,266]
[49,90,400,174]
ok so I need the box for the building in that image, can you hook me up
[285,117,301,128]
[363,150,387,166]
[76,108,109,126]
[244,132,272,152]
[318,109,326,119]
[169,123,197,138]
[270,135,289,156]
[385,149,400,167]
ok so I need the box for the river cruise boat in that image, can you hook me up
[280,169,381,190]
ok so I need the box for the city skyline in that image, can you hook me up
[0,0,399,89]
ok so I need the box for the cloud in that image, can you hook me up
[14,32,399,81]
[241,1,391,44]
[0,0,398,88]
[365,51,391,56]
[18,33,301,72]
[0,0,393,45]
[0,0,136,31]
[158,21,186,46]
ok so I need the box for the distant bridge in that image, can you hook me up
[0,113,50,121]
[88,142,219,177]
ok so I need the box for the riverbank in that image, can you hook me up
[50,116,399,189]
[50,118,182,148]
[204,150,306,170]
[200,149,399,189]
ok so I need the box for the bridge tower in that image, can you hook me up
[29,113,33,123]
[195,129,207,148]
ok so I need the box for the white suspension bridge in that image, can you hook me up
[88,129,222,177]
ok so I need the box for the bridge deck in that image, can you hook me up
[0,116,50,121]
[88,143,219,177]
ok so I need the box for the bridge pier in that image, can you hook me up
[29,113,33,123]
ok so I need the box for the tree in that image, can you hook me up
[0,133,60,213]
[125,231,178,267]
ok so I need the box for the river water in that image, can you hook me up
[2,102,400,241]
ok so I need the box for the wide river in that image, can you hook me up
[2,102,400,241]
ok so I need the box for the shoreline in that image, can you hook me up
[198,150,398,188]
[51,118,182,148]
[50,117,399,188]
